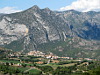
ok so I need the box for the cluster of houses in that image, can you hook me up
[27,51,45,57]
[26,51,76,64]
[27,51,73,60]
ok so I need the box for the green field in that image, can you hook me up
[44,63,76,69]
[17,67,29,72]
[0,59,20,63]
[28,69,42,75]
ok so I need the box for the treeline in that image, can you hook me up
[58,61,78,65]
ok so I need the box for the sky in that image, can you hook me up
[0,0,100,14]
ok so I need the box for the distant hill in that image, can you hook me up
[0,13,5,16]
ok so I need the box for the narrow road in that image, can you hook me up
[24,67,34,73]
[24,66,46,74]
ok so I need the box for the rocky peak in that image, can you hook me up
[30,5,40,10]
[24,5,40,13]
[41,7,54,15]
[43,7,51,11]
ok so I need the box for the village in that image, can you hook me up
[0,50,93,66]
[3,50,73,65]
[0,50,99,75]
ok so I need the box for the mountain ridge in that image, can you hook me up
[0,5,100,59]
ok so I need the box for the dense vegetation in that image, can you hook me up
[0,47,13,59]
[35,60,100,75]
[0,64,42,75]
[37,40,100,59]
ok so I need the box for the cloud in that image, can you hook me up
[59,0,100,12]
[0,7,22,14]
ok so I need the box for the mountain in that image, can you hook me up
[0,5,100,59]
[0,13,4,16]
[0,5,70,50]
[56,10,100,40]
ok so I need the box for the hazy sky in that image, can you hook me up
[0,0,100,13]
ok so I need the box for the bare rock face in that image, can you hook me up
[0,16,28,45]
[56,10,100,40]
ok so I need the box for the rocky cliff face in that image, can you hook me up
[56,10,100,40]
[0,6,100,54]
